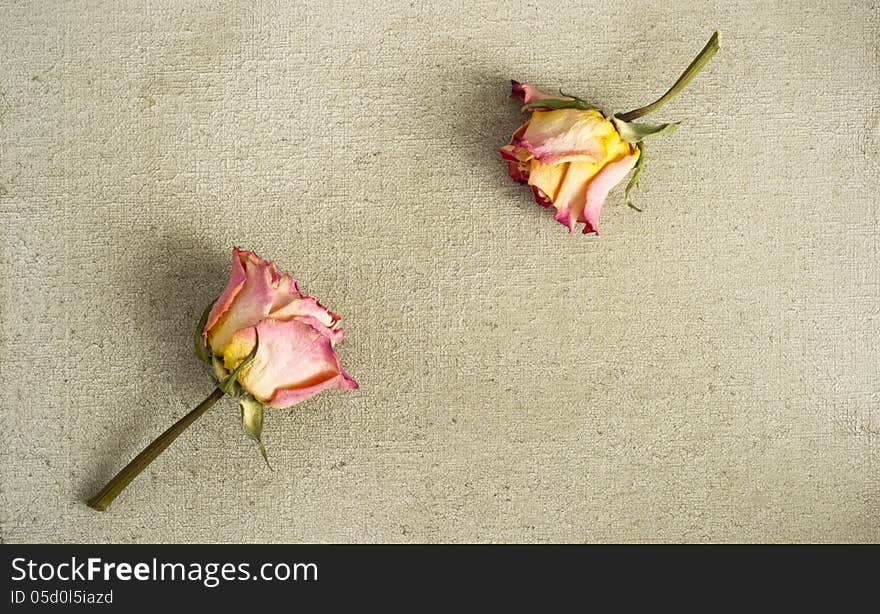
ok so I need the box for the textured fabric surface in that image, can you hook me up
[1,0,877,543]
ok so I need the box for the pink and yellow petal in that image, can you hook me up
[205,248,346,357]
[499,121,534,182]
[267,370,358,409]
[510,81,557,104]
[527,159,567,203]
[530,185,553,208]
[517,109,618,165]
[270,293,339,330]
[548,161,602,232]
[225,318,356,409]
[206,252,279,355]
[580,151,640,234]
[504,160,529,183]
[204,247,249,340]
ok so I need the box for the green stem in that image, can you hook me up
[617,31,719,122]
[86,387,225,512]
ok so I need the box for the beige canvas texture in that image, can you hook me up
[1,0,878,544]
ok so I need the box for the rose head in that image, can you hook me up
[500,81,639,234]
[501,36,720,234]
[202,248,357,409]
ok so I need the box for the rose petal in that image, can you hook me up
[505,160,529,183]
[530,185,553,208]
[204,247,248,339]
[206,250,279,355]
[271,293,340,330]
[580,152,640,234]
[510,80,557,104]
[517,109,624,166]
[526,159,567,204]
[267,370,358,409]
[205,248,341,355]
[224,318,357,409]
[548,161,603,232]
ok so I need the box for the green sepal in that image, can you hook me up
[219,330,259,395]
[210,354,243,397]
[194,300,215,364]
[611,116,680,143]
[521,96,600,114]
[240,395,271,469]
[212,355,230,385]
[625,141,647,211]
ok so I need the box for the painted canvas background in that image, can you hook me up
[1,0,877,542]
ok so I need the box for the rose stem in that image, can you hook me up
[86,387,225,512]
[617,31,720,122]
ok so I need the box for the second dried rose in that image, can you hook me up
[500,82,640,235]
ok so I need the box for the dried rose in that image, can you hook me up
[501,97,640,234]
[501,32,719,234]
[87,248,357,511]
[204,248,357,409]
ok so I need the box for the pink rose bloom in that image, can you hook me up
[203,248,357,409]
[500,81,640,234]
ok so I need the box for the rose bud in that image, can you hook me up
[86,248,357,511]
[501,32,719,234]
[501,92,640,234]
[203,247,358,409]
